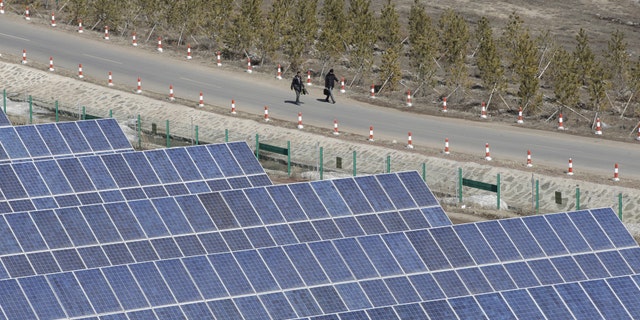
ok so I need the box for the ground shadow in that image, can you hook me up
[284,100,303,105]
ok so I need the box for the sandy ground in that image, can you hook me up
[2,60,640,240]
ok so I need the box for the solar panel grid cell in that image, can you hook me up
[56,122,92,154]
[76,121,112,152]
[354,175,396,213]
[0,128,30,159]
[14,126,50,158]
[77,192,103,205]
[581,279,632,319]
[36,123,72,156]
[0,111,11,127]
[165,148,202,181]
[607,276,640,318]
[311,180,352,217]
[333,179,373,215]
[207,144,244,177]
[228,142,265,175]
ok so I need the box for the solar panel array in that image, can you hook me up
[0,170,448,319]
[0,118,133,163]
[0,110,11,127]
[0,117,639,320]
[0,142,272,214]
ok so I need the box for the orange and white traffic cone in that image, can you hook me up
[526,150,533,167]
[480,102,487,119]
[0,0,4,14]
[21,49,27,64]
[49,56,54,72]
[51,12,56,27]
[157,37,163,52]
[567,158,574,175]
[406,90,413,107]
[444,138,450,155]
[136,77,142,94]
[595,118,602,135]
[637,127,640,141]
[613,163,620,182]
[108,71,114,86]
[246,58,252,73]
[297,112,304,129]
[558,113,565,130]
[264,106,269,121]
[78,19,83,33]
[485,143,492,161]
[78,64,84,78]
[370,84,375,99]
[216,51,222,66]
[104,26,110,40]
[517,106,524,124]
[333,119,339,135]
[340,77,346,93]
[407,132,414,149]
[25,6,30,20]
[132,32,138,46]
[187,44,192,60]
[231,100,237,114]
[368,126,374,141]
[306,71,312,86]
[442,97,448,112]
[276,64,282,80]
[198,92,204,107]
[168,85,175,101]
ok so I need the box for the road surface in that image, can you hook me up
[1,14,639,180]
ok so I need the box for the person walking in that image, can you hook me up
[324,69,339,104]
[290,71,305,105]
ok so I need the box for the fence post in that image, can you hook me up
[3,89,6,113]
[109,110,112,118]
[497,173,501,210]
[255,134,259,158]
[82,106,86,120]
[225,129,229,142]
[287,141,291,176]
[55,100,59,122]
[319,146,323,180]
[29,95,33,124]
[576,186,580,210]
[618,193,623,221]
[458,168,463,203]
[422,163,426,182]
[137,115,141,149]
[166,120,170,148]
[536,179,540,214]
[195,125,199,145]
[352,151,357,177]
[386,155,391,173]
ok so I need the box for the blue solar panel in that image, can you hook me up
[58,122,93,154]
[14,126,50,158]
[37,123,72,156]
[2,117,640,320]
[0,110,11,127]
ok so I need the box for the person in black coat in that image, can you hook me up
[290,71,305,105]
[324,69,339,104]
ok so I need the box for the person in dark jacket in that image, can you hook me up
[324,69,339,104]
[291,71,304,105]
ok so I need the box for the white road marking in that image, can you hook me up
[0,33,30,41]
[179,77,220,88]
[82,53,122,64]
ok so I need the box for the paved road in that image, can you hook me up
[1,14,640,179]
